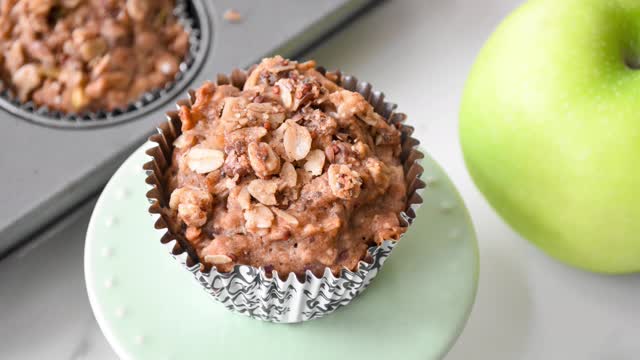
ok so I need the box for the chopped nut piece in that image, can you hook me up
[71,87,90,110]
[223,9,242,23]
[177,203,206,226]
[365,158,391,191]
[126,0,150,21]
[244,204,274,229]
[247,102,285,125]
[58,67,84,87]
[325,146,336,163]
[352,141,370,158]
[279,162,297,189]
[268,58,296,73]
[185,226,201,241]
[328,90,384,127]
[186,146,225,174]
[327,164,362,199]
[220,96,249,124]
[222,151,252,178]
[92,54,111,76]
[228,126,268,143]
[271,207,299,226]
[296,60,316,72]
[173,134,196,149]
[247,179,278,206]
[169,187,213,227]
[79,37,107,62]
[248,142,280,178]
[13,64,42,101]
[271,120,289,142]
[276,78,294,109]
[85,78,107,99]
[72,28,95,47]
[205,254,233,265]
[283,121,312,161]
[303,149,326,176]
[5,42,25,73]
[179,105,196,132]
[329,90,367,118]
[237,186,251,210]
[246,102,275,113]
[357,110,386,127]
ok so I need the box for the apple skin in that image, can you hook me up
[460,0,640,273]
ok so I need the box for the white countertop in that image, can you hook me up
[2,1,639,359]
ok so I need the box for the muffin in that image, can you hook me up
[0,0,189,113]
[146,56,424,322]
[165,56,407,275]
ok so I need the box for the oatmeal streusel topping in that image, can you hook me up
[0,0,189,113]
[165,56,407,275]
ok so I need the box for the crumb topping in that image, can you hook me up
[165,56,407,275]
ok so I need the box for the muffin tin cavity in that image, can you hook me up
[0,0,210,129]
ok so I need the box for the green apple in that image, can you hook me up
[460,0,640,273]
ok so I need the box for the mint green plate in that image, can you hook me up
[85,143,479,360]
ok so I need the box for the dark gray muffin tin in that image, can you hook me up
[0,0,378,257]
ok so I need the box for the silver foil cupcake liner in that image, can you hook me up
[0,0,201,126]
[144,67,426,323]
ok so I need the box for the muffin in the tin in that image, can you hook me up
[0,0,189,114]
[164,56,408,277]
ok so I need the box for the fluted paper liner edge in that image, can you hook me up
[143,67,426,323]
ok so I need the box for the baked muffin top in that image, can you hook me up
[0,0,189,113]
[165,56,407,276]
